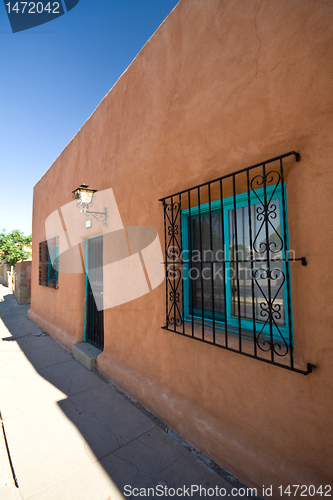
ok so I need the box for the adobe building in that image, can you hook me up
[29,0,333,494]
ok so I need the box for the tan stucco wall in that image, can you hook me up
[29,0,333,493]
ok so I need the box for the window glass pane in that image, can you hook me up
[229,198,285,325]
[190,212,225,320]
[48,245,58,281]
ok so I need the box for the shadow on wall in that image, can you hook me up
[44,188,165,311]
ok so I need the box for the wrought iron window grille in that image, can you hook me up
[39,237,59,289]
[159,151,312,375]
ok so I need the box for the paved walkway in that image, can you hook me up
[0,285,256,500]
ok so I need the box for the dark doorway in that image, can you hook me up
[86,235,104,349]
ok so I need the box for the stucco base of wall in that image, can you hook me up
[96,352,252,489]
[27,309,80,351]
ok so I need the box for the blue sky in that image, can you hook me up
[0,0,179,236]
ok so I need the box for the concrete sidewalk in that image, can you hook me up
[0,285,256,500]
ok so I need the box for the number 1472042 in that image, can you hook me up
[5,2,60,14]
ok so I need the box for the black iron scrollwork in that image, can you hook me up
[167,266,183,327]
[251,171,283,255]
[168,224,178,237]
[253,267,288,356]
[164,201,182,260]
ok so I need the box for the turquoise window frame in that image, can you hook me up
[181,184,293,341]
[47,244,59,283]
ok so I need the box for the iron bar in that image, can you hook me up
[208,183,216,343]
[232,174,242,351]
[220,178,228,348]
[262,163,274,364]
[162,257,305,264]
[188,190,195,337]
[171,195,177,333]
[179,193,185,336]
[161,326,312,375]
[247,169,257,358]
[197,187,205,340]
[280,158,294,370]
[163,201,169,328]
[159,151,300,201]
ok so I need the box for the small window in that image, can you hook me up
[39,237,59,289]
[160,152,311,374]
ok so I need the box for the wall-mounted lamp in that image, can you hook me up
[72,184,108,227]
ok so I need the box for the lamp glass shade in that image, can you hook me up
[73,185,96,209]
[80,189,94,205]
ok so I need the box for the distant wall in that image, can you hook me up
[0,261,11,287]
[13,260,31,305]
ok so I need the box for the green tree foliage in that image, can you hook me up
[0,229,32,267]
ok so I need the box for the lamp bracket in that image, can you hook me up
[81,207,108,227]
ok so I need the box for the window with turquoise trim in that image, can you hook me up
[160,152,311,374]
[182,186,288,342]
[48,242,59,283]
[39,237,59,289]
